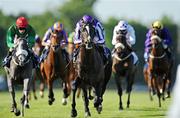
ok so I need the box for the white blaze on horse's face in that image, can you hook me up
[150,35,162,48]
[85,25,93,49]
[150,35,162,43]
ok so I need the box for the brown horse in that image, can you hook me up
[70,23,111,117]
[112,33,137,110]
[144,29,172,107]
[31,39,45,99]
[40,31,71,105]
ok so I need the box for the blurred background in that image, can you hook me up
[0,0,179,90]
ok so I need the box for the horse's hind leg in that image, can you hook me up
[39,80,45,98]
[7,79,20,116]
[32,76,37,100]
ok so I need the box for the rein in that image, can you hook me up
[149,52,166,59]
[112,52,132,61]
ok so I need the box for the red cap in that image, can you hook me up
[16,16,28,28]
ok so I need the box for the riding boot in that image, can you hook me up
[165,48,172,61]
[62,49,69,63]
[39,48,49,63]
[73,48,79,63]
[2,50,13,67]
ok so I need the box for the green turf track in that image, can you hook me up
[0,89,171,118]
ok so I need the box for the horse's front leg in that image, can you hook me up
[62,81,69,105]
[7,79,20,116]
[82,86,91,117]
[47,79,55,105]
[126,74,134,108]
[71,80,78,117]
[114,74,123,110]
[94,83,103,114]
[23,78,32,109]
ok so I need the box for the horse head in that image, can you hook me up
[150,29,165,56]
[13,37,30,66]
[50,31,63,51]
[80,22,96,49]
[114,31,132,60]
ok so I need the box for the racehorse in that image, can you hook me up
[40,31,71,105]
[4,37,34,116]
[112,32,137,110]
[71,22,111,117]
[31,40,45,99]
[144,29,172,107]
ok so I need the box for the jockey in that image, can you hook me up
[40,22,68,62]
[73,15,110,64]
[144,20,172,62]
[112,20,138,65]
[2,16,37,68]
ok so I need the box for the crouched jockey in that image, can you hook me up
[2,16,39,68]
[73,15,111,64]
[144,20,173,68]
[112,20,139,65]
[39,22,69,63]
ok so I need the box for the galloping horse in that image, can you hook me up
[112,32,137,110]
[71,23,110,117]
[40,31,71,105]
[4,37,34,116]
[144,29,172,107]
[31,39,45,99]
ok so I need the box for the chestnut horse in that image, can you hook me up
[70,23,111,117]
[40,31,71,105]
[112,33,137,110]
[144,29,172,107]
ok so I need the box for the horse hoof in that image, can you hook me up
[48,98,55,105]
[166,95,171,98]
[34,96,38,100]
[96,105,102,114]
[14,109,21,116]
[71,109,77,117]
[48,101,53,105]
[62,98,67,105]
[119,106,123,111]
[25,104,30,109]
[85,111,91,117]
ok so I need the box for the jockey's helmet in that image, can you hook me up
[118,20,128,30]
[16,16,28,28]
[53,22,63,31]
[82,15,93,24]
[152,21,163,30]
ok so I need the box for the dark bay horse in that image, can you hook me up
[40,31,71,105]
[4,37,33,116]
[112,33,137,110]
[71,23,111,117]
[144,29,172,107]
[31,40,45,99]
